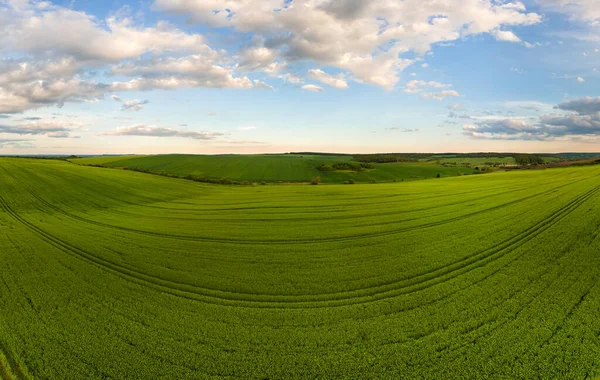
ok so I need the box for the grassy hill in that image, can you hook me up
[72,154,474,183]
[1,157,600,378]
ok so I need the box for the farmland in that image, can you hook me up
[1,157,600,379]
[72,154,475,183]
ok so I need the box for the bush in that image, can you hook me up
[436,173,441,178]
[311,176,321,185]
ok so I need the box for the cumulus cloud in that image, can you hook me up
[464,96,600,140]
[110,55,256,90]
[112,96,149,111]
[492,29,522,43]
[0,3,268,113]
[577,76,585,82]
[0,120,83,138]
[422,90,460,101]
[103,124,225,140]
[535,0,600,24]
[555,97,600,114]
[403,80,459,100]
[0,138,34,148]
[404,80,452,94]
[302,84,324,93]
[278,73,303,84]
[0,3,207,61]
[307,69,349,89]
[238,47,279,72]
[155,0,541,89]
[0,59,106,113]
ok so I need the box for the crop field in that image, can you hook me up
[73,154,474,183]
[1,158,600,379]
[428,157,517,166]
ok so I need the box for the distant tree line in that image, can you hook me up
[514,155,545,165]
[317,162,375,172]
[1,155,81,161]
[354,154,418,163]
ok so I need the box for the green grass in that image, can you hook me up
[1,158,600,378]
[73,154,473,183]
[426,157,517,166]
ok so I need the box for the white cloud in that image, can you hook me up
[0,120,83,138]
[535,0,600,24]
[555,96,600,113]
[422,90,460,101]
[301,84,324,93]
[492,29,522,43]
[464,96,600,140]
[577,76,585,82]
[404,80,427,93]
[238,47,279,71]
[404,80,454,97]
[307,69,349,89]
[279,73,303,84]
[103,124,225,140]
[111,95,149,111]
[155,0,542,89]
[0,3,266,113]
[121,99,149,112]
[0,4,207,61]
[253,80,274,90]
[111,55,256,90]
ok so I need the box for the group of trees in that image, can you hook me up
[354,154,419,163]
[515,155,546,165]
[316,162,374,172]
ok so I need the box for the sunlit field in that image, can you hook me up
[1,158,599,378]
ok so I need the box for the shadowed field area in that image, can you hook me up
[1,158,600,378]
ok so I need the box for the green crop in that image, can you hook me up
[1,157,599,379]
[72,154,474,183]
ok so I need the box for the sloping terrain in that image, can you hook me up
[1,158,599,378]
[72,154,473,183]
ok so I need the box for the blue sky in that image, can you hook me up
[1,0,600,154]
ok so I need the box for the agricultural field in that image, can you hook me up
[72,154,474,183]
[1,157,600,378]
[426,156,517,166]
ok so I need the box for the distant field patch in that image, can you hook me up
[73,154,473,183]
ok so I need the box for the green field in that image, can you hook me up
[1,157,600,378]
[427,157,517,166]
[72,154,474,183]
